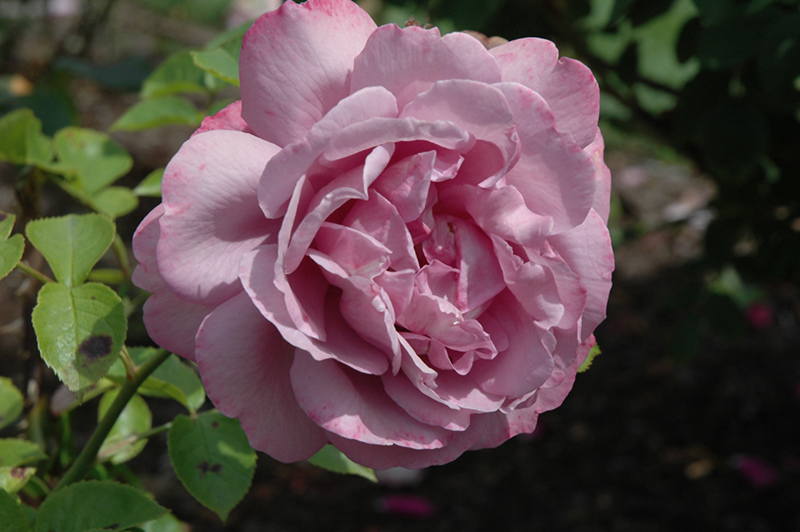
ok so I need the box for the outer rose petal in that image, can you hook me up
[585,128,612,224]
[191,100,253,137]
[132,205,213,360]
[351,24,501,111]
[157,130,281,305]
[196,292,327,462]
[240,0,377,147]
[492,38,600,148]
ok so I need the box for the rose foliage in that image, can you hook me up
[132,0,614,469]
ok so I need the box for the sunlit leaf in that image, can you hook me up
[32,283,127,398]
[191,48,239,86]
[91,186,139,219]
[133,168,164,197]
[0,466,36,495]
[25,214,115,287]
[140,51,208,98]
[578,343,602,373]
[307,445,377,482]
[168,412,255,521]
[97,390,152,465]
[0,234,24,282]
[53,128,133,194]
[0,439,46,468]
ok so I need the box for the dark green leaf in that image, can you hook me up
[140,513,187,532]
[168,412,255,521]
[0,108,53,166]
[98,390,152,465]
[25,214,115,287]
[110,96,202,132]
[32,283,127,398]
[0,489,29,532]
[697,9,774,69]
[33,480,167,532]
[0,439,46,467]
[133,168,164,197]
[676,16,701,63]
[307,445,377,481]
[0,377,24,430]
[53,128,133,194]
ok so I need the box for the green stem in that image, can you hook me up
[16,261,55,284]
[53,348,171,491]
[111,233,131,280]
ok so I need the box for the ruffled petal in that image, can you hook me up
[191,100,252,137]
[157,130,281,305]
[494,82,596,233]
[240,0,377,146]
[196,292,327,462]
[290,350,453,449]
[492,38,600,148]
[351,24,501,111]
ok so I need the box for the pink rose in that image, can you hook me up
[132,0,613,469]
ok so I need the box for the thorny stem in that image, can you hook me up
[53,348,171,491]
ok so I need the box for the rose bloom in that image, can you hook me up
[132,0,613,469]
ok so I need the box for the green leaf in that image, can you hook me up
[107,348,205,413]
[0,377,24,430]
[0,489,29,532]
[0,466,36,495]
[110,96,202,132]
[98,390,152,465]
[191,48,239,86]
[307,445,377,482]
[0,438,47,467]
[32,283,127,397]
[0,235,24,283]
[0,108,53,166]
[0,211,16,240]
[91,187,139,219]
[86,268,126,285]
[25,213,115,287]
[140,512,187,532]
[140,50,210,98]
[53,128,133,194]
[578,342,602,373]
[168,412,256,521]
[133,168,164,197]
[33,480,167,532]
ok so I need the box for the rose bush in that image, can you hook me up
[132,0,613,469]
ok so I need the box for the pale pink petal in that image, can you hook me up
[239,0,377,146]
[258,86,398,219]
[196,292,327,462]
[372,151,436,223]
[157,130,281,305]
[351,25,501,111]
[548,211,614,341]
[437,185,554,247]
[131,204,165,293]
[342,192,418,271]
[326,413,490,469]
[290,350,453,449]
[494,82,596,233]
[400,79,518,185]
[191,100,252,137]
[469,292,555,398]
[240,245,389,375]
[313,222,391,278]
[492,38,600,148]
[382,371,472,431]
[141,291,212,362]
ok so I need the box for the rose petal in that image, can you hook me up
[351,24,502,111]
[382,370,472,431]
[157,130,281,305]
[494,82,596,233]
[585,128,612,223]
[492,38,600,148]
[196,292,328,462]
[240,245,390,375]
[240,0,377,146]
[291,350,453,449]
[191,100,252,137]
